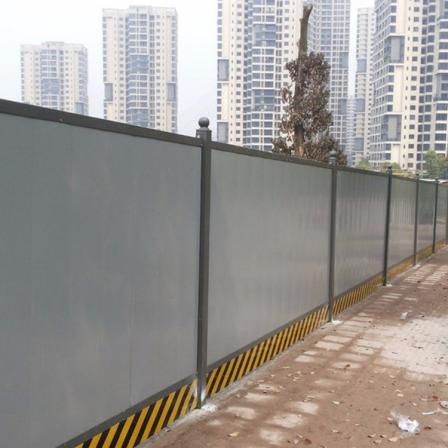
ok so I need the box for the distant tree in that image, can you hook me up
[424,150,444,179]
[356,158,373,171]
[378,162,414,178]
[272,5,347,165]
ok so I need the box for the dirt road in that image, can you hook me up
[142,250,448,447]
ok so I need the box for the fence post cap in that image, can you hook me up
[329,150,338,166]
[198,117,210,129]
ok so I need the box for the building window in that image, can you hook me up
[218,59,229,81]
[104,83,113,101]
[340,52,349,69]
[167,83,177,102]
[382,115,402,141]
[357,59,367,73]
[356,99,365,113]
[75,102,86,115]
[217,122,229,143]
[385,36,405,63]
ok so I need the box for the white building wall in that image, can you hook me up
[103,6,178,133]
[21,42,88,115]
[418,0,448,170]
[370,0,421,172]
[353,7,374,166]
[309,0,351,154]
[217,0,303,151]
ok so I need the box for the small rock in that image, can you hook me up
[228,432,239,438]
[388,437,399,442]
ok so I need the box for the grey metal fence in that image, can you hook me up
[437,185,448,244]
[388,178,417,267]
[207,147,332,366]
[0,101,447,448]
[0,104,202,448]
[334,170,388,296]
[418,181,437,251]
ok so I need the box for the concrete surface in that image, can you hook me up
[142,249,448,447]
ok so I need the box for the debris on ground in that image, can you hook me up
[422,410,438,416]
[391,411,420,434]
[439,401,448,409]
[400,312,409,320]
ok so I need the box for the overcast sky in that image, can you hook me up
[0,0,373,136]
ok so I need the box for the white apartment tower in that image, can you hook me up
[103,6,178,132]
[21,42,88,114]
[352,7,375,166]
[370,0,422,171]
[308,0,351,153]
[217,0,303,151]
[417,0,448,170]
[346,96,356,165]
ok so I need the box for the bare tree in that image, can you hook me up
[273,4,347,165]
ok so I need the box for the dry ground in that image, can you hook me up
[142,249,448,448]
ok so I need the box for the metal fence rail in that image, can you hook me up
[0,100,447,448]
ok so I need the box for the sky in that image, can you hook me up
[0,0,373,137]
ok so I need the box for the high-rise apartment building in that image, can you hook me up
[308,0,351,153]
[217,0,303,151]
[21,41,88,115]
[352,7,375,166]
[370,0,422,171]
[103,6,178,132]
[345,96,356,165]
[417,0,448,170]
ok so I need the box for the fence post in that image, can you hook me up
[432,179,439,254]
[413,174,420,265]
[328,150,338,322]
[383,166,393,286]
[196,117,212,408]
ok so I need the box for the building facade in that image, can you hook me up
[345,96,356,165]
[217,0,303,151]
[417,0,448,170]
[308,0,351,153]
[352,7,375,166]
[103,6,178,132]
[21,41,88,115]
[370,0,422,171]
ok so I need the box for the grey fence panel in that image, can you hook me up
[437,186,448,243]
[208,149,331,366]
[335,170,388,296]
[417,182,436,251]
[0,113,201,448]
[388,178,416,267]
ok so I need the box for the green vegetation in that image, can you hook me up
[423,150,448,179]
